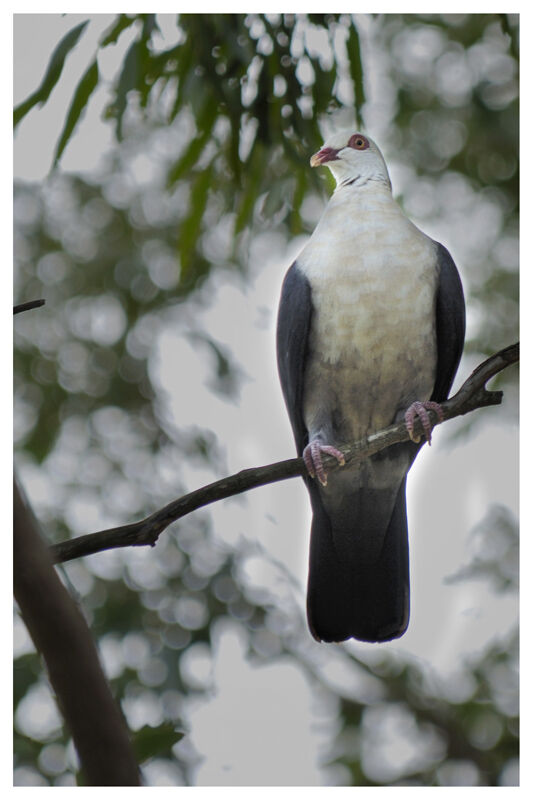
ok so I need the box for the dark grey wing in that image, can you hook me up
[431,243,466,402]
[276,262,313,455]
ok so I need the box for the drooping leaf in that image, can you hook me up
[167,101,218,187]
[178,162,214,277]
[53,60,99,165]
[234,139,264,235]
[114,40,141,139]
[261,178,289,219]
[14,20,89,127]
[313,61,337,115]
[99,14,136,47]
[346,21,366,125]
[168,38,195,121]
[290,169,307,234]
[140,13,158,40]
[105,17,156,133]
[137,15,160,109]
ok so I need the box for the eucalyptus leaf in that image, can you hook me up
[53,60,99,165]
[346,21,366,126]
[14,20,89,127]
[100,14,136,47]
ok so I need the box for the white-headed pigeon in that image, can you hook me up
[276,131,465,643]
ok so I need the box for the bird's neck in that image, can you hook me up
[331,167,392,192]
[326,180,397,221]
[335,173,392,194]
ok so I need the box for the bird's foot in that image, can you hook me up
[404,401,444,445]
[303,440,345,486]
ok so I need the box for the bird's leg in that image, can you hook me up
[303,440,345,486]
[404,401,444,445]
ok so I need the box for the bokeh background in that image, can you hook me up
[13,13,518,786]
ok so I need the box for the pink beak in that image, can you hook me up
[310,147,339,167]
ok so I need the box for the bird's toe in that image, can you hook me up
[404,400,444,445]
[303,441,345,485]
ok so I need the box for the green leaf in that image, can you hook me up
[290,169,307,234]
[167,101,218,187]
[234,139,264,235]
[114,40,141,139]
[53,60,99,165]
[167,128,212,187]
[137,15,159,109]
[14,20,89,127]
[14,653,42,708]
[100,14,136,47]
[140,13,159,41]
[178,163,214,276]
[312,61,337,114]
[111,20,157,135]
[346,21,366,126]
[168,38,195,120]
[132,723,185,763]
[262,179,289,218]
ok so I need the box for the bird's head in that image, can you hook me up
[310,131,391,189]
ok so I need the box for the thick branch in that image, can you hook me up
[50,343,518,565]
[14,479,141,785]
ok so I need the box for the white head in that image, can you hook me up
[310,130,391,190]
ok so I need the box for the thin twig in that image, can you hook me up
[50,342,518,565]
[13,299,46,315]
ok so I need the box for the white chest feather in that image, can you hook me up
[297,184,439,440]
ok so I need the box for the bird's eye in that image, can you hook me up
[348,134,369,150]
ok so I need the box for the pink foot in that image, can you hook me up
[303,440,345,486]
[404,401,444,445]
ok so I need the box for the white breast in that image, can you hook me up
[297,183,438,442]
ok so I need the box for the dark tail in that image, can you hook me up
[306,477,410,643]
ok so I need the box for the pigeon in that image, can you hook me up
[276,131,465,642]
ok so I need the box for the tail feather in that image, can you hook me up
[306,477,410,643]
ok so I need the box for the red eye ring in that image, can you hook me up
[348,134,369,150]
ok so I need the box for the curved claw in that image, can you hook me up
[404,400,444,445]
[303,440,345,486]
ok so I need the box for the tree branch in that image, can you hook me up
[50,343,518,565]
[14,479,141,785]
[13,299,46,314]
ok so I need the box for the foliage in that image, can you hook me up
[14,13,518,787]
[13,20,90,127]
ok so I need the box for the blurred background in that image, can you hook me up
[13,13,518,787]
